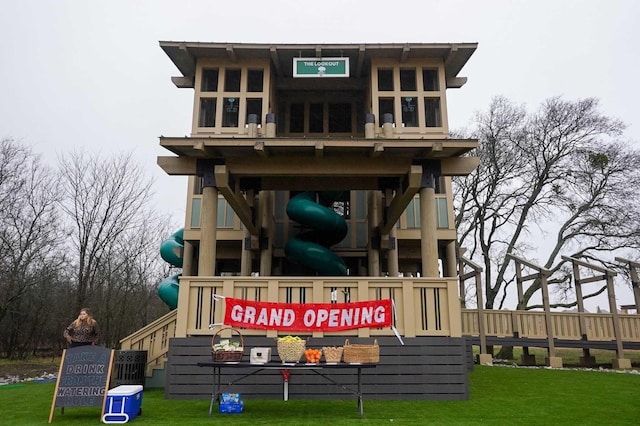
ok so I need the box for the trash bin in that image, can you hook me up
[112,350,147,387]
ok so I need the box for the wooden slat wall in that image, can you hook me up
[165,336,469,401]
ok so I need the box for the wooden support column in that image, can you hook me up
[182,241,194,276]
[606,273,631,369]
[540,271,562,367]
[367,190,381,277]
[240,190,255,276]
[445,241,457,278]
[199,178,218,276]
[419,182,438,277]
[508,254,561,367]
[383,189,399,277]
[571,262,595,366]
[563,255,631,369]
[615,257,640,311]
[259,190,273,276]
[460,256,491,365]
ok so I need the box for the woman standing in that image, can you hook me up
[63,308,101,347]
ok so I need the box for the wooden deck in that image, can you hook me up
[164,335,471,401]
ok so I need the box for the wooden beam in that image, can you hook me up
[615,256,640,269]
[214,165,259,235]
[561,255,616,276]
[270,47,282,76]
[440,157,480,176]
[371,143,384,158]
[226,156,411,176]
[575,275,607,285]
[355,45,365,78]
[171,76,194,88]
[379,165,422,234]
[157,156,197,175]
[254,141,268,158]
[506,253,551,275]
[226,44,238,62]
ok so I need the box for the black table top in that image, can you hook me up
[197,361,376,369]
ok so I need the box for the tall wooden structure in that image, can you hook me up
[154,42,480,400]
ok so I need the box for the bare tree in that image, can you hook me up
[0,138,66,358]
[57,151,155,311]
[454,96,633,311]
[57,150,174,348]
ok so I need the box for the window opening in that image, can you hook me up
[377,69,394,91]
[401,97,418,127]
[424,98,442,127]
[224,69,241,92]
[246,99,262,125]
[247,69,264,92]
[222,97,239,127]
[329,103,352,132]
[201,69,219,92]
[309,103,324,133]
[400,68,417,91]
[422,69,438,91]
[378,98,394,126]
[289,103,304,133]
[199,98,216,127]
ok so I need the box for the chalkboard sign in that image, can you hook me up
[49,346,114,423]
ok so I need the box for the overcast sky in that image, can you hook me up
[1,0,638,310]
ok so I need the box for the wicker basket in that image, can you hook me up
[276,338,306,362]
[343,339,379,363]
[322,346,344,363]
[211,327,244,362]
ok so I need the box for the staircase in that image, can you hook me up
[119,310,177,377]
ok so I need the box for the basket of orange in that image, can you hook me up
[304,348,322,363]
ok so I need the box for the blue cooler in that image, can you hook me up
[102,385,143,423]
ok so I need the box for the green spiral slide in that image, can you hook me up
[284,191,348,276]
[157,228,184,309]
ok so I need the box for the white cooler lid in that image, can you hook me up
[107,385,143,395]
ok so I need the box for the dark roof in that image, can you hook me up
[159,41,477,88]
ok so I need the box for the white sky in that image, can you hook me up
[1,0,638,310]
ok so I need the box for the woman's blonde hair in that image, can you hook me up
[73,308,96,327]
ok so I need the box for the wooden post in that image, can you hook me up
[572,262,595,366]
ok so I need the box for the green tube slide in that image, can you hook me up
[158,228,184,309]
[157,274,180,310]
[284,192,348,276]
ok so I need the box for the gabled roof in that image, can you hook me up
[159,41,477,88]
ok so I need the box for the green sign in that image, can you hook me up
[293,57,349,78]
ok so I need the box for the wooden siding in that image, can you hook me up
[165,335,469,401]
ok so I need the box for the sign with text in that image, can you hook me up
[293,57,349,78]
[49,346,114,423]
[223,298,392,331]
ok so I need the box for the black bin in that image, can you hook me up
[112,350,147,387]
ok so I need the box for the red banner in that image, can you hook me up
[223,298,393,332]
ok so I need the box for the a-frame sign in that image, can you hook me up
[49,346,115,423]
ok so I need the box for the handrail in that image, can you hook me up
[119,310,178,376]
[461,309,640,342]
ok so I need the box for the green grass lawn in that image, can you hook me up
[1,365,638,425]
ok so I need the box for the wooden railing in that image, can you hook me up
[461,309,640,342]
[174,276,462,338]
[119,310,177,376]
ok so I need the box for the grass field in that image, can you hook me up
[1,365,638,425]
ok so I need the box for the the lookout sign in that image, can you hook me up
[293,57,349,77]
